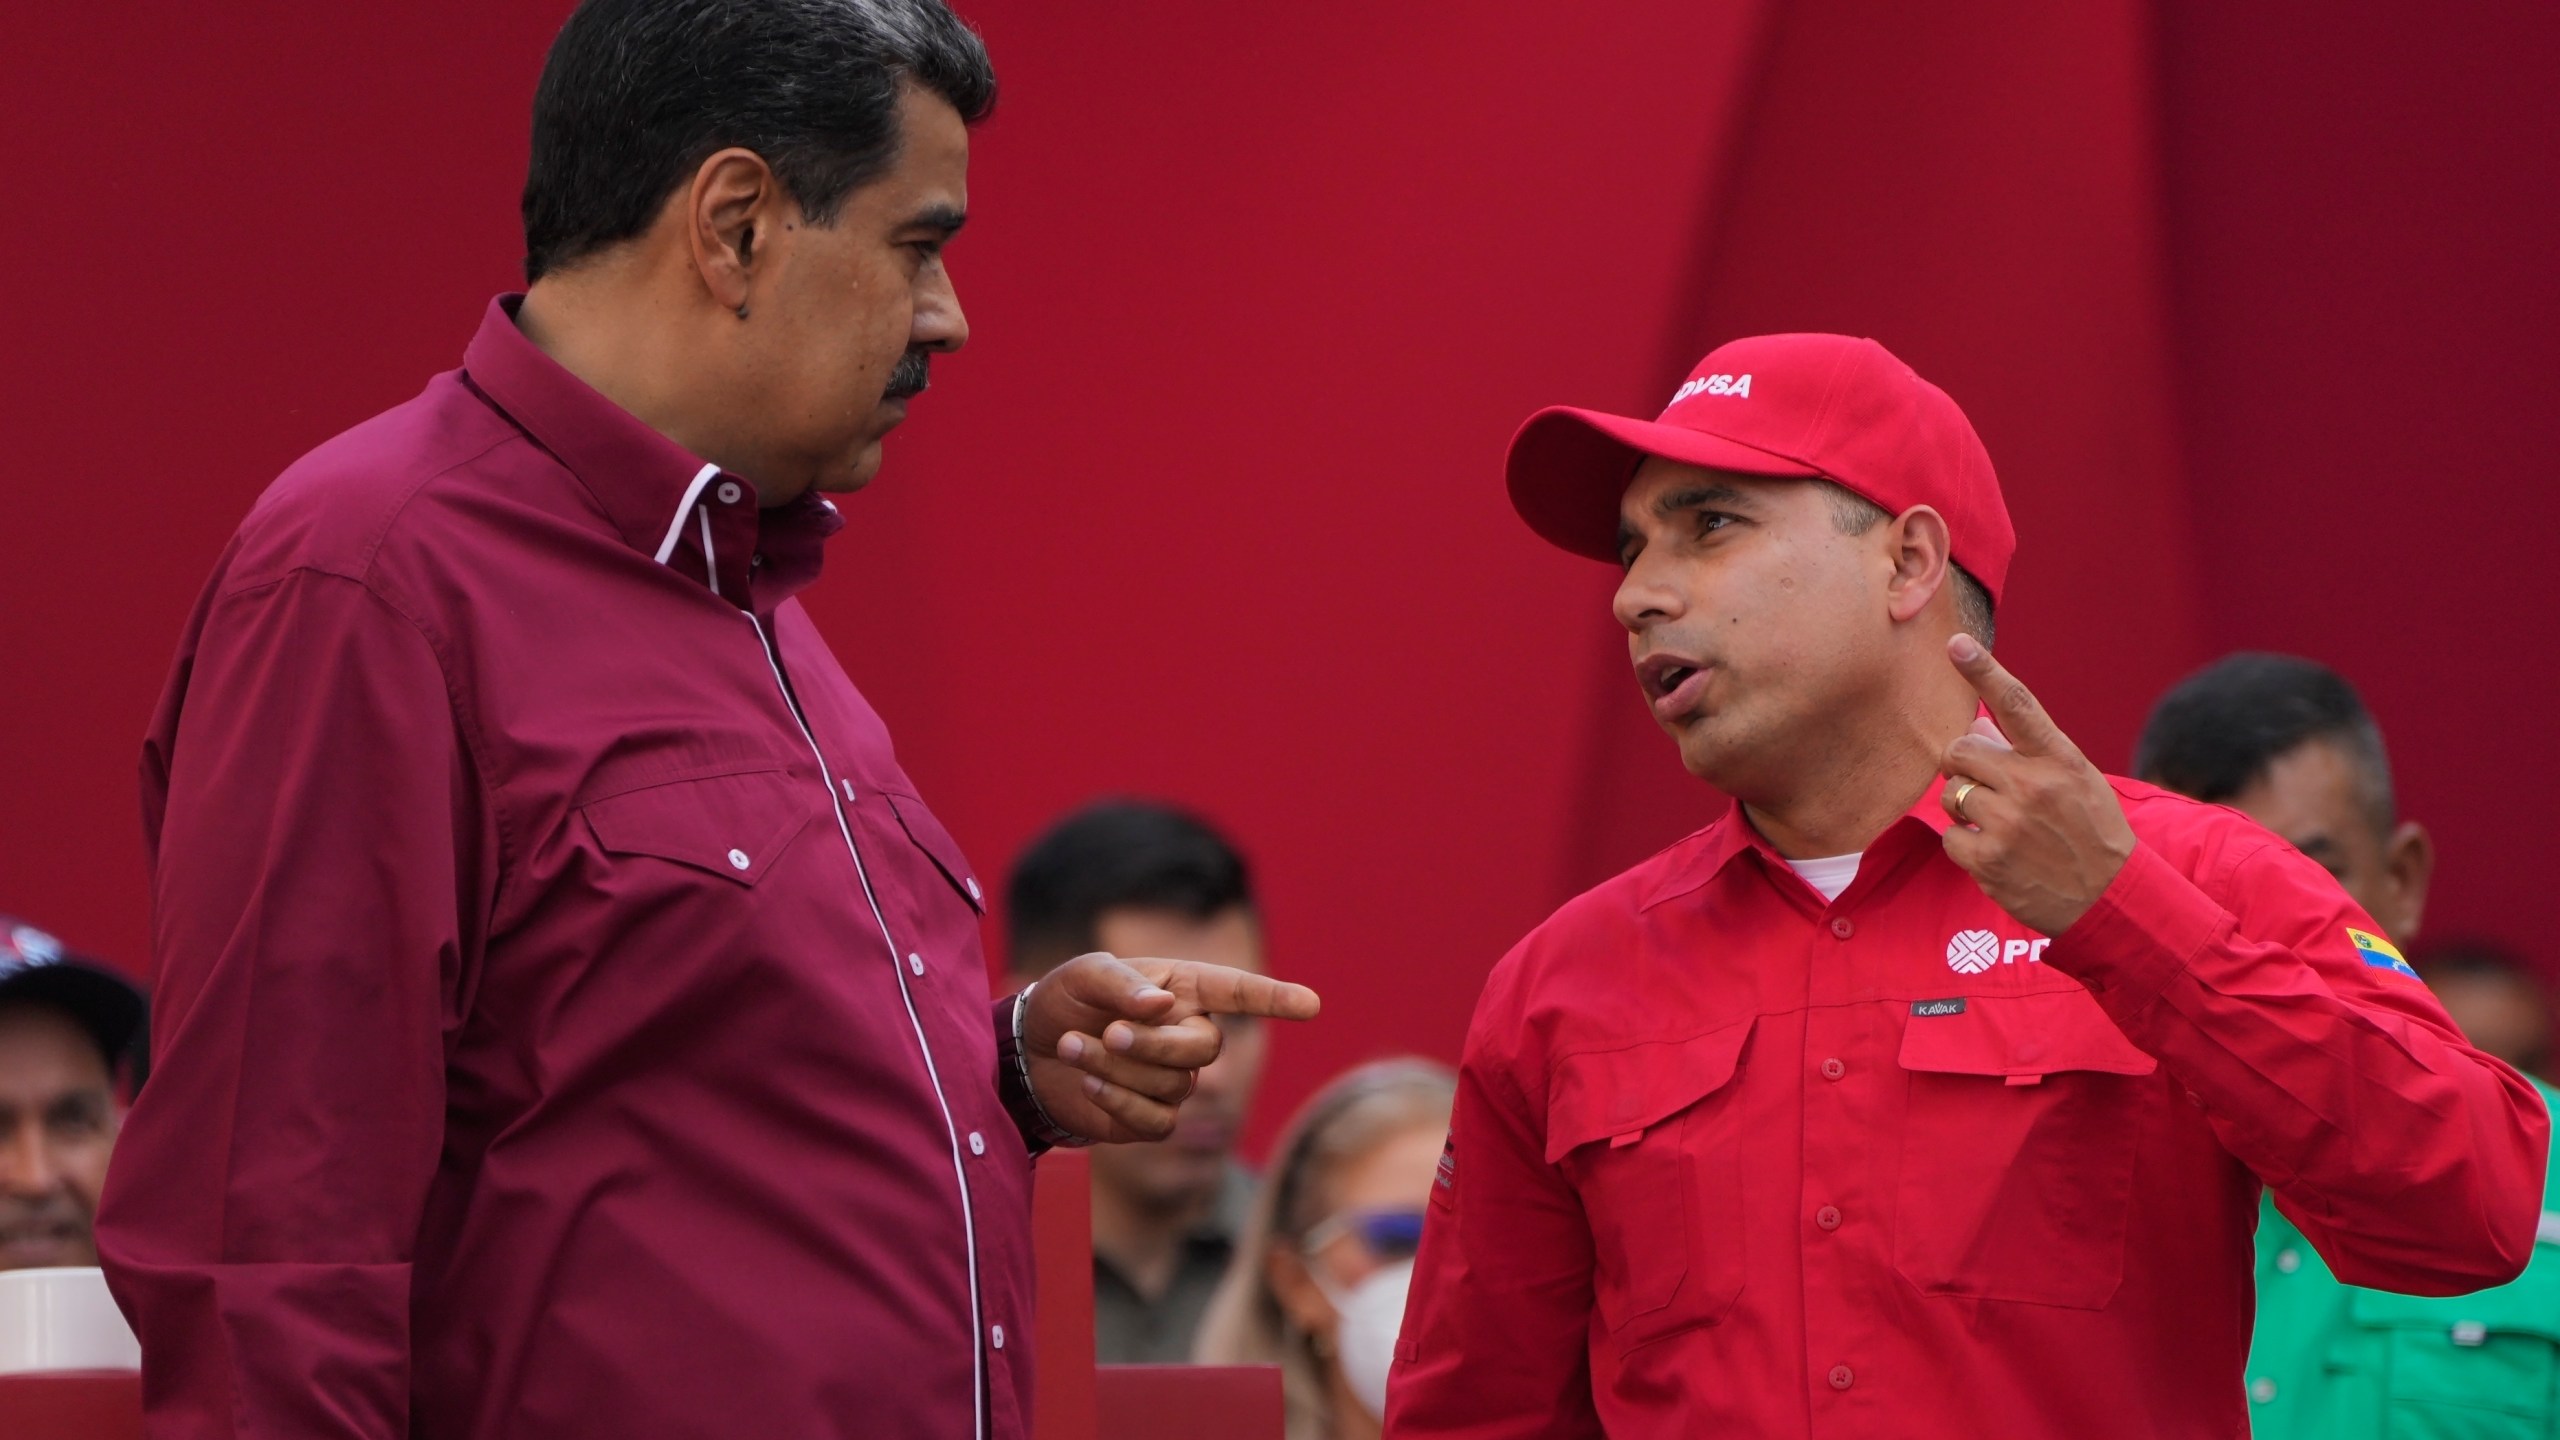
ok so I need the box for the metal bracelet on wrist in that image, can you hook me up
[1004,982,1094,1149]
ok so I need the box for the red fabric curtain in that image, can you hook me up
[5,2,2555,1146]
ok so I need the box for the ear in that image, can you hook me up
[1883,504,1956,627]
[1265,1244,1337,1345]
[2381,820,2435,943]
[682,146,788,316]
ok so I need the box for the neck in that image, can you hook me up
[516,272,737,476]
[1089,1176,1213,1301]
[1740,663,1979,859]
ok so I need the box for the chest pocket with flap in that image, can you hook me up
[580,766,820,887]
[1547,1017,1754,1352]
[1893,988,2157,1310]
[884,790,985,915]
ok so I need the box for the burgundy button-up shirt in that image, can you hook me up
[99,297,1036,1440]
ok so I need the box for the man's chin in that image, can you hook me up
[1663,712,1724,779]
[815,439,887,495]
[1115,1147,1228,1206]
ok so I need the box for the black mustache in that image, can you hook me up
[884,351,931,400]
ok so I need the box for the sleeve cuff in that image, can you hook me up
[990,996,1044,1155]
[2046,841,2231,1020]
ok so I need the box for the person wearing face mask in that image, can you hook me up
[1196,1060,1455,1440]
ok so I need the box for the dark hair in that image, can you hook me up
[522,0,996,281]
[2132,653,2394,834]
[1818,482,1996,646]
[1006,800,1254,973]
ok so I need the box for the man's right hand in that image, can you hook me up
[1020,952,1319,1143]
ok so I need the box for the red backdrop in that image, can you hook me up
[6,3,2555,1152]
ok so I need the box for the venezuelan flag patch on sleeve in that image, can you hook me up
[2348,927,2422,980]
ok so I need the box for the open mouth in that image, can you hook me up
[0,1222,86,1262]
[1637,652,1708,699]
[1636,652,1714,720]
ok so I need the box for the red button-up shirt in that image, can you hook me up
[99,298,1036,1440]
[1388,774,2546,1439]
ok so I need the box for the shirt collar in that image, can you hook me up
[460,294,845,608]
[1639,706,1989,912]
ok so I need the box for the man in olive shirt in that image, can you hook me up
[2138,654,2560,1437]
[1007,802,1272,1362]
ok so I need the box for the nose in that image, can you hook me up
[915,259,969,355]
[1612,550,1686,633]
[0,1118,59,1198]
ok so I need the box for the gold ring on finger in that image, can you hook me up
[1949,778,1980,821]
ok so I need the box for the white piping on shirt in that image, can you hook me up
[745,612,986,1440]
[652,462,724,564]
[696,506,719,599]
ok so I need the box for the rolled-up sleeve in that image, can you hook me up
[101,567,494,1438]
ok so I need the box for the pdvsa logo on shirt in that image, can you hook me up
[1945,928,2051,975]
[1667,372,1752,406]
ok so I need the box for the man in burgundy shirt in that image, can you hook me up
[1385,333,2545,1437]
[94,4,1314,1438]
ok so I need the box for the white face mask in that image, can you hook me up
[1316,1258,1413,1420]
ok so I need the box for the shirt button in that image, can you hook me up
[2274,1249,2302,1275]
[840,778,857,803]
[726,849,750,870]
[908,953,926,976]
[969,1131,986,1156]
[1829,916,1855,940]
[2248,1378,2276,1404]
[1820,1058,1846,1081]
[990,1324,1006,1351]
[1828,1365,1854,1391]
[716,480,744,504]
[1816,1205,1843,1231]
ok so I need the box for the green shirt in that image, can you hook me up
[2249,1076,2560,1438]
[1092,1161,1257,1364]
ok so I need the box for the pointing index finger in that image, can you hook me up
[1947,633,2065,756]
[1172,962,1323,1023]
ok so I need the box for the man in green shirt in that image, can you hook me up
[2138,653,2560,1437]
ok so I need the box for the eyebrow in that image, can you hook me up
[1617,483,1752,556]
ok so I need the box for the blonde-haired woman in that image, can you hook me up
[1195,1058,1456,1440]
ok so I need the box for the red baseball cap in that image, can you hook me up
[1505,333,2015,603]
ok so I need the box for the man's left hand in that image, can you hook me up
[1021,953,1320,1145]
[1938,633,2137,937]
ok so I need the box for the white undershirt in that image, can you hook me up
[1787,853,1864,904]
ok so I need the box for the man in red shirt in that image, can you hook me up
[95,4,1314,1439]
[1385,333,2545,1438]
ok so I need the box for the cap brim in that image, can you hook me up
[1506,407,1821,561]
